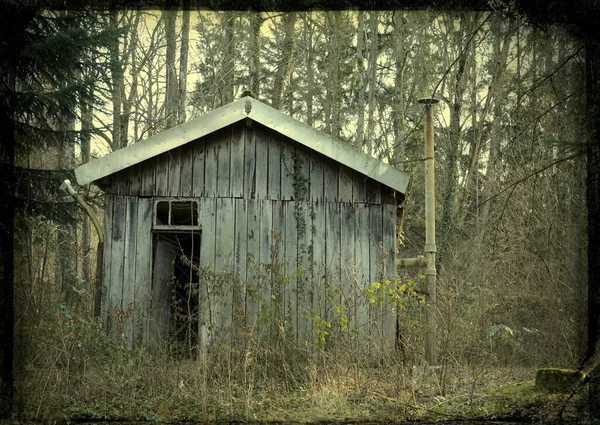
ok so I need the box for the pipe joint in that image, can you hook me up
[397,255,428,269]
[424,244,437,253]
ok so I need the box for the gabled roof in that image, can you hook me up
[74,96,410,194]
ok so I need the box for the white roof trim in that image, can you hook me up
[74,97,409,194]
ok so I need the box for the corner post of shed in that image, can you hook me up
[419,97,439,366]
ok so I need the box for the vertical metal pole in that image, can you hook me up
[419,98,438,366]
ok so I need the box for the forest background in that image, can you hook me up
[1,0,599,421]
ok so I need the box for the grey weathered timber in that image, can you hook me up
[81,97,405,355]
[340,202,356,344]
[134,198,152,346]
[267,129,281,200]
[309,152,324,202]
[122,196,138,345]
[199,197,216,347]
[355,203,371,352]
[214,198,235,340]
[296,201,312,344]
[255,126,268,199]
[101,195,114,329]
[231,123,245,198]
[382,203,397,354]
[192,139,205,197]
[204,137,218,197]
[234,199,248,327]
[284,201,298,344]
[310,201,326,345]
[245,199,260,329]
[108,196,126,337]
[216,129,231,198]
[270,200,283,339]
[179,143,194,197]
[260,200,275,339]
[368,204,384,359]
[243,124,256,199]
[141,158,156,196]
[75,97,409,194]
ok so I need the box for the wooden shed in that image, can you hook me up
[74,95,410,355]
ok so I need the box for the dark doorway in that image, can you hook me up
[151,231,201,357]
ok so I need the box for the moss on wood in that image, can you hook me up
[535,368,584,394]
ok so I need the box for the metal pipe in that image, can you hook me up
[418,98,438,366]
[397,255,428,269]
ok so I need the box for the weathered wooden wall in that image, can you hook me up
[102,120,399,353]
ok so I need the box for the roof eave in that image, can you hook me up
[75,96,409,194]
[74,99,248,186]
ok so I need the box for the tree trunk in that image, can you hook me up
[392,11,407,170]
[365,11,378,155]
[475,14,511,248]
[272,13,297,110]
[248,11,262,97]
[109,10,124,151]
[178,6,190,124]
[164,9,178,128]
[355,11,365,149]
[303,14,314,126]
[437,15,472,270]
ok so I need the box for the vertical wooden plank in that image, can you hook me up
[102,195,114,329]
[233,199,248,328]
[246,199,260,329]
[214,198,235,341]
[155,153,170,197]
[366,179,382,204]
[340,202,355,345]
[192,139,206,197]
[179,143,194,197]
[231,122,245,198]
[338,165,353,202]
[309,152,324,202]
[355,203,371,354]
[284,200,298,344]
[280,142,295,200]
[116,169,130,196]
[382,187,396,205]
[198,197,216,348]
[216,128,231,198]
[259,200,273,339]
[324,159,339,201]
[134,198,152,348]
[122,196,138,347]
[244,123,256,199]
[352,172,368,204]
[369,204,384,360]
[129,163,142,197]
[150,235,175,347]
[270,200,283,340]
[141,157,156,197]
[168,148,181,197]
[267,131,281,200]
[310,201,326,345]
[204,139,218,198]
[382,203,397,354]
[296,201,311,344]
[255,126,268,199]
[109,195,126,337]
[296,145,311,201]
[325,202,341,330]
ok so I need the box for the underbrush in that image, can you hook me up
[14,306,588,423]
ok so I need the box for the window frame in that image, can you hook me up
[153,198,200,231]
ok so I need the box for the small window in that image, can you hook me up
[154,199,199,229]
